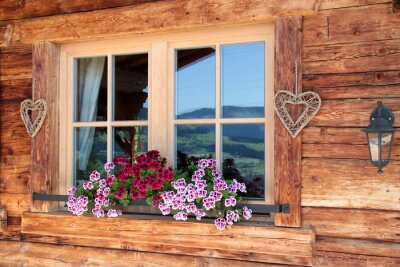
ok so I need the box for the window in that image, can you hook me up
[60,24,274,204]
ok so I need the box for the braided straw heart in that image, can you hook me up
[20,99,48,138]
[274,90,321,138]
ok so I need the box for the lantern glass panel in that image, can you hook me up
[367,132,380,162]
[381,131,394,162]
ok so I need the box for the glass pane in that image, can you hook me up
[381,131,393,162]
[75,57,107,122]
[74,127,107,184]
[222,124,265,199]
[176,124,215,169]
[221,42,264,118]
[113,126,148,160]
[176,48,216,119]
[367,132,380,162]
[114,54,148,121]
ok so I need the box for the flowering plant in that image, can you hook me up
[67,150,174,217]
[158,159,252,230]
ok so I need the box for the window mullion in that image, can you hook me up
[215,44,221,170]
[107,54,113,162]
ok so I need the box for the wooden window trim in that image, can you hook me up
[30,18,303,227]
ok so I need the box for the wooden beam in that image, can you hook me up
[274,16,303,227]
[303,207,400,242]
[8,0,318,45]
[0,240,292,267]
[21,212,316,266]
[302,159,400,210]
[30,42,60,212]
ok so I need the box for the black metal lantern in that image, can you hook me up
[364,101,396,173]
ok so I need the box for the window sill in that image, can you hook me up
[21,212,314,266]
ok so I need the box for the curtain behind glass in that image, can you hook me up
[77,57,106,171]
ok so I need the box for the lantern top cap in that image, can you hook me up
[364,101,395,133]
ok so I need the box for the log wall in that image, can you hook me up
[1,0,399,266]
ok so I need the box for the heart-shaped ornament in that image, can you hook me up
[274,90,321,138]
[20,99,48,138]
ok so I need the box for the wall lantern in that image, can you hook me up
[364,101,396,173]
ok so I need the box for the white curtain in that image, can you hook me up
[77,57,106,171]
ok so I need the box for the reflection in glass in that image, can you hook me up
[113,127,148,160]
[221,42,264,118]
[176,48,216,119]
[222,124,265,199]
[114,54,148,121]
[368,132,393,162]
[75,57,107,122]
[75,127,107,184]
[176,124,215,169]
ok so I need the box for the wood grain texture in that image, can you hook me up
[0,0,162,21]
[304,3,400,46]
[0,23,14,47]
[0,225,20,241]
[21,212,316,266]
[0,207,6,232]
[303,207,400,242]
[0,194,31,217]
[314,250,400,266]
[319,0,391,10]
[309,98,400,127]
[303,39,400,74]
[0,49,32,81]
[30,42,59,212]
[8,0,318,45]
[274,16,303,227]
[302,159,400,210]
[0,240,292,267]
[316,236,400,258]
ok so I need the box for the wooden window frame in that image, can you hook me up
[30,17,303,227]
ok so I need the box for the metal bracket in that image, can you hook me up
[32,192,290,214]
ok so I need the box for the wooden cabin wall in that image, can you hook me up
[0,0,399,266]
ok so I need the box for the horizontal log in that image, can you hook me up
[21,212,315,266]
[0,225,20,241]
[303,127,400,145]
[0,23,13,47]
[302,159,400,210]
[316,236,400,258]
[0,156,30,194]
[303,207,400,242]
[305,85,400,100]
[0,0,161,21]
[318,0,391,10]
[0,79,32,101]
[0,50,31,81]
[0,194,31,217]
[9,0,317,45]
[314,250,400,266]
[304,3,400,46]
[303,39,400,74]
[0,240,288,267]
[303,143,400,161]
[310,98,400,127]
[303,71,400,89]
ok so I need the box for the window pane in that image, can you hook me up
[113,126,148,160]
[114,54,148,121]
[176,124,215,169]
[176,48,216,119]
[221,42,264,118]
[222,124,265,199]
[74,127,107,184]
[75,57,107,122]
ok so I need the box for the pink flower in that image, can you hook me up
[226,210,239,225]
[104,162,115,172]
[195,209,206,220]
[212,170,222,179]
[89,171,101,182]
[214,218,227,230]
[242,206,252,220]
[158,203,171,215]
[224,196,237,207]
[203,197,216,210]
[68,187,76,196]
[174,211,188,221]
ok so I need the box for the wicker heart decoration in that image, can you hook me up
[274,90,321,138]
[20,99,48,138]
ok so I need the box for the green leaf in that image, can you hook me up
[146,197,153,206]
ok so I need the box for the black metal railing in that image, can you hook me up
[32,192,290,214]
